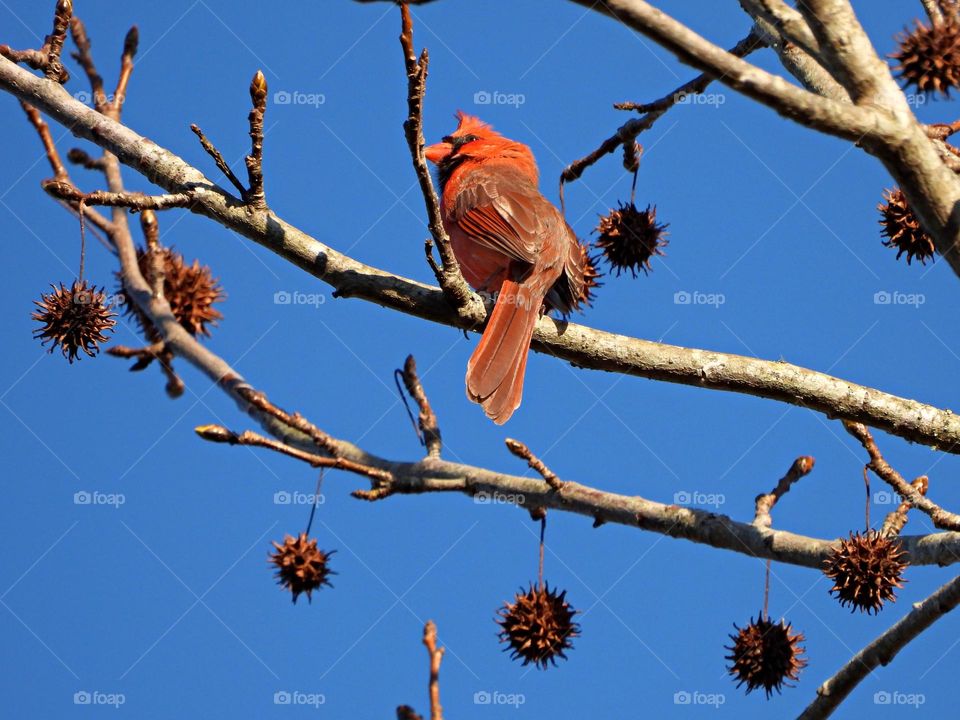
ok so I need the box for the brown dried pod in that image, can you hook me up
[878,188,936,265]
[594,201,668,277]
[726,613,807,698]
[892,19,960,96]
[823,530,908,614]
[32,279,115,362]
[119,246,224,338]
[496,582,580,669]
[269,532,335,604]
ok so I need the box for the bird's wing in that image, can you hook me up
[450,167,544,265]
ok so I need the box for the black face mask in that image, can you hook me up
[436,134,480,191]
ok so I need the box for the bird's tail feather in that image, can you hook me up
[466,280,539,424]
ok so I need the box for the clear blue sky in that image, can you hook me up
[2,0,959,717]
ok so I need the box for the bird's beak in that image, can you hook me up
[424,142,452,164]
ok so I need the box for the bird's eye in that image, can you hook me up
[444,133,480,152]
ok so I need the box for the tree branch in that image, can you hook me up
[571,0,960,279]
[566,0,890,142]
[399,2,476,310]
[843,421,960,531]
[799,572,960,719]
[6,56,960,454]
[563,29,765,186]
[753,456,815,528]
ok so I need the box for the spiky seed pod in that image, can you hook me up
[32,279,116,362]
[892,19,960,96]
[726,614,806,698]
[577,243,602,308]
[594,201,668,277]
[878,188,936,265]
[823,531,908,614]
[269,533,335,604]
[496,582,579,669]
[119,247,224,338]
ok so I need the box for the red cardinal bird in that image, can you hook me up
[425,113,586,424]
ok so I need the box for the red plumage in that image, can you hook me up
[426,113,586,424]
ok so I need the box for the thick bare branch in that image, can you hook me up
[6,57,960,454]
[566,0,891,142]
[799,572,960,719]
[739,0,822,59]
[573,0,960,279]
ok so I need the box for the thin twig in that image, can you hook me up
[505,438,564,491]
[107,343,184,397]
[752,456,815,528]
[560,29,765,188]
[190,124,248,197]
[2,0,76,82]
[236,386,339,456]
[245,70,267,209]
[881,476,929,538]
[863,465,871,531]
[42,180,194,210]
[69,16,107,112]
[44,0,72,82]
[140,210,165,299]
[398,2,475,310]
[422,621,444,720]
[843,421,960,531]
[19,101,114,238]
[194,425,392,483]
[752,456,814,620]
[108,26,138,120]
[400,355,442,457]
[66,147,107,171]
